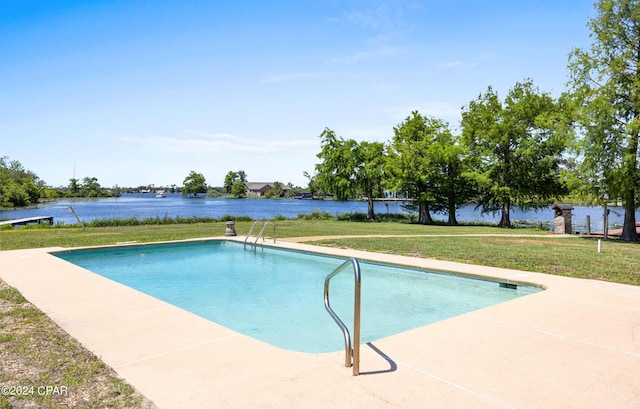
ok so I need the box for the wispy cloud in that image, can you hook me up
[329,0,424,46]
[333,1,420,34]
[340,4,401,32]
[122,131,318,155]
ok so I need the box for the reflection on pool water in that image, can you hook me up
[54,241,541,353]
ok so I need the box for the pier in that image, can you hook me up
[0,216,54,227]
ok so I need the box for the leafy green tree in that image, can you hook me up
[231,179,247,198]
[224,171,238,193]
[68,178,80,196]
[80,177,101,197]
[223,170,247,193]
[315,128,385,220]
[355,141,386,220]
[315,129,358,201]
[428,130,477,226]
[42,187,60,199]
[567,0,640,241]
[0,181,29,207]
[266,181,285,198]
[461,80,568,227]
[22,178,41,203]
[0,157,42,207]
[387,112,475,225]
[182,171,207,197]
[387,112,434,223]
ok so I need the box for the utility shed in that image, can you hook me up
[553,204,574,234]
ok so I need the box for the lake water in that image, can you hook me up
[0,193,634,232]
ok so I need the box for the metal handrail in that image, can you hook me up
[253,221,276,248]
[244,221,264,249]
[244,221,276,250]
[324,258,361,376]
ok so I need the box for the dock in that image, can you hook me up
[590,222,640,237]
[0,216,54,227]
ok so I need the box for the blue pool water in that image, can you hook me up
[54,241,541,353]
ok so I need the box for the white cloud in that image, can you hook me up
[122,131,318,156]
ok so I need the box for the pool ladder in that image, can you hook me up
[243,221,276,250]
[324,258,361,376]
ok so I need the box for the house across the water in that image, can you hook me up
[244,182,291,197]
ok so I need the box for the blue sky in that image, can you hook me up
[2,0,594,188]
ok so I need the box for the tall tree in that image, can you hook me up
[182,171,207,197]
[68,178,80,196]
[315,128,385,220]
[387,112,436,224]
[387,112,476,225]
[461,80,568,227]
[355,140,386,220]
[568,0,640,241]
[429,131,477,225]
[223,171,238,193]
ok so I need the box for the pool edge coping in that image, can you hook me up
[1,237,639,408]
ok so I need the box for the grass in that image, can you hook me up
[0,219,637,285]
[313,235,640,286]
[0,219,547,250]
[0,282,155,409]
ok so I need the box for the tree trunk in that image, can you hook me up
[498,198,511,228]
[418,202,434,224]
[620,127,639,241]
[367,197,375,221]
[447,196,458,225]
[620,195,638,241]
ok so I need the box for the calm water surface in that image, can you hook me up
[0,193,635,231]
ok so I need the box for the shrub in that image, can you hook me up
[337,212,369,221]
[297,209,334,220]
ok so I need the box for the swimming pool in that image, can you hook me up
[54,241,541,353]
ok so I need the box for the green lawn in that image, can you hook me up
[313,235,640,285]
[1,220,638,285]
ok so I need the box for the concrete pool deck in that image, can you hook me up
[0,237,639,408]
